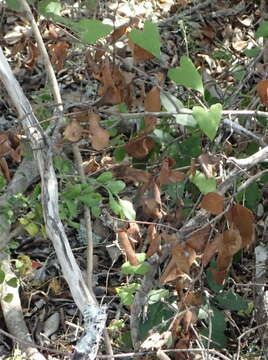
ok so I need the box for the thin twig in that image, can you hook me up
[97,348,232,360]
[236,322,268,360]
[159,0,216,25]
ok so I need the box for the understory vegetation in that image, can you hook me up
[0,0,268,359]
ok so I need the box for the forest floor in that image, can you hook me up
[0,0,268,359]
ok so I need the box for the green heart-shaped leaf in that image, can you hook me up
[129,21,161,58]
[193,103,222,140]
[190,171,217,194]
[168,56,204,94]
[72,20,113,44]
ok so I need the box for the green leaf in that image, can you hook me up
[113,147,126,162]
[121,253,150,275]
[179,134,201,158]
[6,277,18,288]
[91,206,101,217]
[216,291,248,311]
[38,0,61,17]
[121,255,150,275]
[96,171,113,184]
[24,223,39,237]
[244,181,260,209]
[79,193,102,208]
[116,283,140,306]
[62,184,82,199]
[106,180,125,195]
[65,199,78,218]
[139,301,174,341]
[72,19,113,44]
[193,103,222,140]
[5,0,22,10]
[160,92,196,127]
[0,176,6,190]
[118,199,136,220]
[244,47,261,58]
[147,289,169,305]
[0,269,5,284]
[3,293,13,303]
[256,21,268,38]
[129,21,161,58]
[53,156,73,173]
[190,170,217,195]
[200,306,227,348]
[108,192,122,216]
[168,56,204,95]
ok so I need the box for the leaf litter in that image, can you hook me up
[0,0,267,359]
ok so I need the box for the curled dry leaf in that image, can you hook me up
[63,120,83,142]
[218,228,242,257]
[111,24,129,42]
[141,181,163,219]
[0,132,21,182]
[118,229,139,266]
[48,41,69,71]
[202,233,222,267]
[183,309,197,333]
[146,224,161,257]
[256,79,268,106]
[211,268,228,285]
[182,292,203,307]
[160,243,196,284]
[0,158,10,182]
[112,165,152,184]
[95,61,127,105]
[226,204,255,249]
[125,135,155,159]
[199,192,224,215]
[186,225,210,252]
[25,41,39,69]
[88,113,110,150]
[144,87,161,133]
[127,222,141,244]
[210,229,242,285]
[158,157,187,185]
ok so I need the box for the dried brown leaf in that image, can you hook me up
[160,243,196,284]
[142,181,163,219]
[226,204,255,249]
[200,192,224,215]
[219,228,242,257]
[118,230,139,266]
[202,233,222,267]
[257,79,268,106]
[112,166,152,184]
[146,224,161,257]
[49,41,69,71]
[211,268,229,285]
[25,41,39,69]
[125,135,155,158]
[0,158,10,182]
[88,113,110,150]
[63,120,83,142]
[129,39,155,63]
[144,87,161,132]
[158,157,187,185]
[186,225,210,252]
